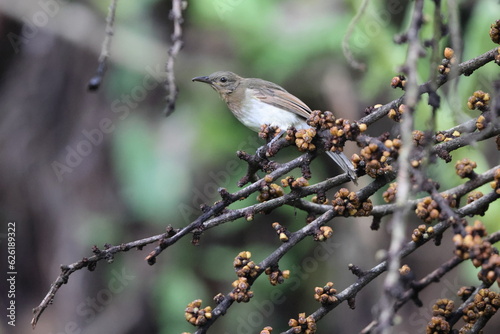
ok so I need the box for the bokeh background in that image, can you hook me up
[0,0,499,333]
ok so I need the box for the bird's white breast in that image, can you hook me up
[236,91,308,132]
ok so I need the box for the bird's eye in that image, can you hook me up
[220,77,227,83]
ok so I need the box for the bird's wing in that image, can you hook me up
[250,80,312,119]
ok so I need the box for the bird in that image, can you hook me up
[192,71,357,182]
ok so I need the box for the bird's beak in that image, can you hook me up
[192,76,211,84]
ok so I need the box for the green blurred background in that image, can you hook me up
[0,0,499,333]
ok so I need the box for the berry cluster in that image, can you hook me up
[438,47,457,75]
[415,195,457,224]
[457,286,474,301]
[490,168,500,195]
[433,299,454,318]
[184,299,212,326]
[352,138,401,178]
[390,74,406,90]
[467,90,490,112]
[364,104,382,115]
[467,191,487,216]
[257,183,284,202]
[313,282,338,304]
[328,118,366,153]
[462,289,500,324]
[412,224,435,243]
[453,221,500,285]
[426,316,450,334]
[412,130,427,146]
[314,226,333,242]
[281,176,309,188]
[264,266,290,286]
[233,251,260,278]
[230,277,253,302]
[388,104,407,122]
[272,222,290,242]
[399,264,411,276]
[258,124,282,141]
[307,110,336,130]
[294,128,317,152]
[435,130,461,143]
[383,182,398,203]
[453,221,487,263]
[288,313,316,334]
[332,188,373,217]
[230,251,259,303]
[311,192,328,205]
[455,158,477,179]
[476,114,487,131]
[425,299,454,334]
[305,110,366,153]
[490,19,500,44]
[260,326,273,334]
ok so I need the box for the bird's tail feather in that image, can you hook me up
[326,151,358,184]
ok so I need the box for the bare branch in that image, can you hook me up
[88,0,118,91]
[163,0,187,116]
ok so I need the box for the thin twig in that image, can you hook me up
[342,0,370,71]
[31,232,171,328]
[163,0,186,116]
[88,0,118,91]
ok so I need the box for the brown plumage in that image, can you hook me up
[193,71,357,182]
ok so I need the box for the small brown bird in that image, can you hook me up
[192,71,357,182]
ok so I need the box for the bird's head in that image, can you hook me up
[192,71,242,98]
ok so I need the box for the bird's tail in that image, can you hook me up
[326,151,358,184]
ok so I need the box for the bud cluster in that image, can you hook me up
[332,188,373,217]
[230,251,260,303]
[455,158,477,178]
[415,194,457,224]
[453,221,500,285]
[412,224,435,243]
[288,313,316,334]
[257,183,284,202]
[467,90,490,112]
[388,104,407,122]
[265,266,290,286]
[383,182,398,203]
[313,282,338,304]
[462,289,500,324]
[352,138,401,178]
[438,47,457,75]
[184,299,212,326]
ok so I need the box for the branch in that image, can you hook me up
[359,47,499,127]
[88,0,118,91]
[377,0,425,330]
[163,0,186,116]
[31,231,175,328]
[281,189,500,334]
